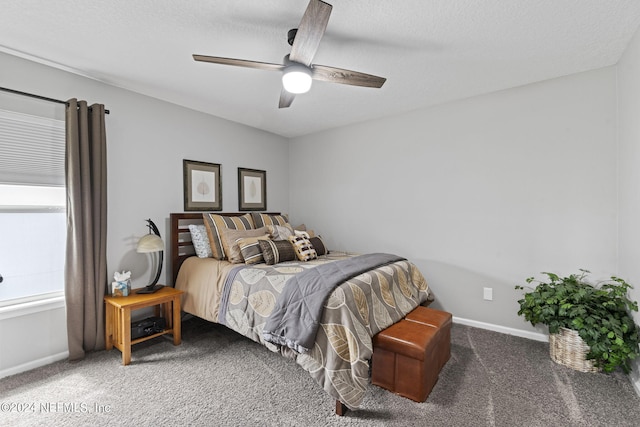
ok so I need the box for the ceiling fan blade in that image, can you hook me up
[193,54,285,72]
[278,88,296,108]
[312,64,386,88]
[289,0,332,66]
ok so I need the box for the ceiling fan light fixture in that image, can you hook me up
[193,0,385,108]
[282,63,313,94]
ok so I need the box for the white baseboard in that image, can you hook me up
[453,316,549,342]
[630,360,640,398]
[0,351,68,379]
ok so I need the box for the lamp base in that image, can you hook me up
[136,284,164,294]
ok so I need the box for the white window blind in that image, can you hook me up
[0,109,65,186]
[0,106,66,303]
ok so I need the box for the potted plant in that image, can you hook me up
[515,269,640,373]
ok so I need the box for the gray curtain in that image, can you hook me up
[65,98,108,360]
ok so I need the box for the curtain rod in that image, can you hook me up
[0,86,110,114]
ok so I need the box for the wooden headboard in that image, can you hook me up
[169,212,280,286]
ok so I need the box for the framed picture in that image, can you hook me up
[183,159,222,211]
[238,167,266,211]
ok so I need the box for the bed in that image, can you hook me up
[169,212,432,415]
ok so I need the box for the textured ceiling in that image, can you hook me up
[2,0,640,138]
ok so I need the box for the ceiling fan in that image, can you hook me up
[193,0,386,108]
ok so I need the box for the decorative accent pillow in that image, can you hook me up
[309,236,328,256]
[203,213,255,260]
[188,224,212,258]
[294,225,315,237]
[251,213,289,228]
[237,235,270,265]
[258,239,297,265]
[288,235,318,262]
[268,224,295,240]
[221,227,269,263]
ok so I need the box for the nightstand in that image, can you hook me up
[104,286,184,365]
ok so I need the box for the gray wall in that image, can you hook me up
[1,51,290,289]
[3,44,638,396]
[289,67,618,338]
[0,51,289,376]
[617,24,640,394]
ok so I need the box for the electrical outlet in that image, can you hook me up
[483,287,493,301]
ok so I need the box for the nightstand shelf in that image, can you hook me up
[104,286,184,365]
[130,331,165,346]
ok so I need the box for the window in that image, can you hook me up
[0,108,66,306]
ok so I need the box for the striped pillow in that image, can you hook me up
[309,236,328,256]
[203,213,255,260]
[251,213,289,228]
[237,235,270,265]
[258,239,297,265]
[221,227,268,263]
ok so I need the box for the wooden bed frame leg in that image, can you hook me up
[335,400,348,416]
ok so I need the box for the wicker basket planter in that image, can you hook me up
[549,327,600,373]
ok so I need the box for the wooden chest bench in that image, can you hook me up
[371,307,452,402]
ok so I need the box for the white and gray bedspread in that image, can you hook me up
[176,251,431,408]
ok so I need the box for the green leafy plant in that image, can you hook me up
[515,269,640,373]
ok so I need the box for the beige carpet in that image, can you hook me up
[1,317,639,426]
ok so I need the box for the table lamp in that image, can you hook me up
[136,218,164,294]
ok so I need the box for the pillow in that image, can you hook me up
[237,234,270,265]
[288,235,318,262]
[203,213,255,259]
[188,224,213,258]
[251,213,289,228]
[309,236,328,256]
[294,225,316,237]
[221,227,268,263]
[258,239,297,265]
[294,230,310,238]
[268,224,295,240]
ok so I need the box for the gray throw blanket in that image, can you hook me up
[262,253,405,353]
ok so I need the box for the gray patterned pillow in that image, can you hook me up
[188,224,212,258]
[267,224,295,240]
